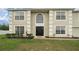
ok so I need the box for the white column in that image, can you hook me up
[9,11,13,33]
[26,11,31,34]
[49,10,53,37]
[68,11,72,37]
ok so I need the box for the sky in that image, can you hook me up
[0,0,79,8]
[0,9,8,24]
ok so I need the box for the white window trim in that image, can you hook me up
[15,26,24,36]
[35,13,44,26]
[14,11,24,20]
[56,26,65,34]
[55,11,67,21]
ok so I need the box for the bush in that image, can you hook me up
[27,34,34,39]
[6,33,16,38]
[6,33,25,39]
[6,33,34,39]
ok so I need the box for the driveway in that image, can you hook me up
[0,30,10,34]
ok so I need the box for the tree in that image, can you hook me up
[0,24,9,30]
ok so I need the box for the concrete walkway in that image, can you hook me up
[34,36,79,40]
[0,30,10,34]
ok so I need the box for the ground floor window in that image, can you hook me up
[56,26,65,34]
[15,26,24,36]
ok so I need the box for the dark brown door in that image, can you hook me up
[36,26,44,36]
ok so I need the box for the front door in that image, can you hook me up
[36,26,44,36]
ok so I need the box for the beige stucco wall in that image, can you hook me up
[49,10,72,37]
[72,12,79,37]
[72,13,79,27]
[13,11,27,35]
[9,11,14,33]
[9,11,31,36]
[9,11,49,37]
[9,9,74,37]
[72,28,79,37]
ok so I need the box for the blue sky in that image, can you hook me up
[0,8,8,24]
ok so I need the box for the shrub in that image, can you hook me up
[6,33,25,39]
[27,34,34,39]
[6,33,16,38]
[6,33,34,39]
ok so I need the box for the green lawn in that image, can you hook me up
[0,35,79,51]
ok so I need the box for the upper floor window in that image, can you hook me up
[56,26,65,34]
[36,14,43,23]
[56,12,66,20]
[15,11,24,20]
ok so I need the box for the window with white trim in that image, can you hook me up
[15,11,24,20]
[15,26,24,36]
[56,12,66,20]
[56,26,65,34]
[36,14,43,23]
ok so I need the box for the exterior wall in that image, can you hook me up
[13,11,27,36]
[26,11,31,34]
[31,12,49,36]
[9,9,76,38]
[72,12,79,37]
[72,13,79,27]
[68,11,73,37]
[49,10,73,37]
[72,28,79,37]
[9,11,31,36]
[49,10,53,37]
[9,11,14,33]
[9,10,49,37]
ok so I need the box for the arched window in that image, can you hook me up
[36,14,43,23]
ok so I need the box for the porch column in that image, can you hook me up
[26,11,31,34]
[49,10,53,37]
[68,11,72,37]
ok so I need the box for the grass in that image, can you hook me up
[0,35,79,51]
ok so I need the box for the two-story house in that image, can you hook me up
[8,8,79,38]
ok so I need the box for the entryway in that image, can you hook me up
[35,13,44,37]
[36,26,44,36]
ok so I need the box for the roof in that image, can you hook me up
[7,8,74,11]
